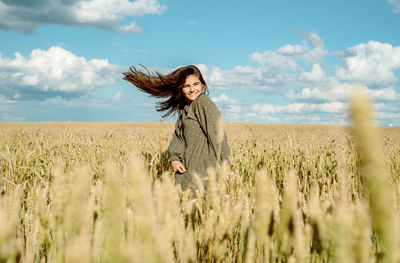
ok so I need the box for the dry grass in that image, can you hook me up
[1,109,400,262]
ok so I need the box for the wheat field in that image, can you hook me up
[1,96,400,262]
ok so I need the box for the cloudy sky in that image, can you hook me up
[1,0,400,126]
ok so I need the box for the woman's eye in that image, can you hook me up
[194,82,201,87]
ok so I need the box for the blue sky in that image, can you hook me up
[1,0,400,126]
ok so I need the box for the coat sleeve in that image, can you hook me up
[193,94,230,162]
[167,116,185,164]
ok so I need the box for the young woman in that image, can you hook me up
[123,65,230,192]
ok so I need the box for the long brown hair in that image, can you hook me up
[123,65,209,118]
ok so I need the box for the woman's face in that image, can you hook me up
[182,74,203,103]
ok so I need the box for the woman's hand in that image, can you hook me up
[171,160,187,174]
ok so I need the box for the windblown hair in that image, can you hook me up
[123,65,209,118]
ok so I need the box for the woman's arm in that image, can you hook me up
[167,118,187,173]
[170,160,186,173]
[193,94,230,161]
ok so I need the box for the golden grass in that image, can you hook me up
[0,111,400,262]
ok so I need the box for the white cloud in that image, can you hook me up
[0,95,16,104]
[245,113,280,123]
[192,36,400,126]
[388,0,400,13]
[65,102,110,108]
[298,63,326,82]
[198,64,265,89]
[301,32,327,62]
[194,38,400,124]
[228,105,242,113]
[244,110,341,125]
[0,46,121,99]
[276,44,308,56]
[0,0,166,33]
[286,87,330,101]
[285,79,354,102]
[249,32,327,75]
[367,87,400,101]
[286,81,400,103]
[210,93,243,122]
[376,111,400,121]
[199,37,400,115]
[211,93,236,104]
[251,102,347,115]
[199,63,291,92]
[243,101,351,125]
[250,50,301,72]
[335,41,400,86]
[0,113,25,121]
[181,41,394,126]
[196,32,328,93]
[113,91,123,101]
[118,21,142,34]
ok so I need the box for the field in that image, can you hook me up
[1,99,400,262]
